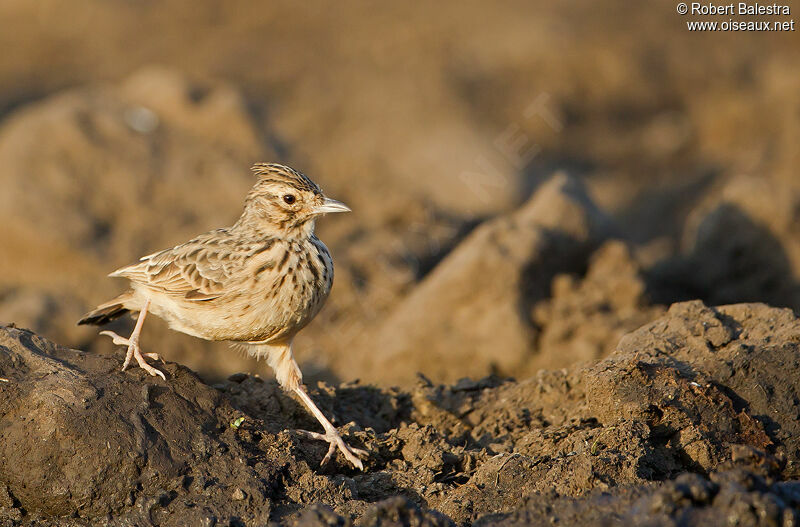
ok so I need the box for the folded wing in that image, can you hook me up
[110,231,269,302]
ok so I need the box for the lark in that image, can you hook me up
[78,163,366,470]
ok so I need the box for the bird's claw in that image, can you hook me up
[99,330,130,346]
[133,357,166,381]
[295,429,368,470]
[99,330,166,380]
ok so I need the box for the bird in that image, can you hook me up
[78,163,366,470]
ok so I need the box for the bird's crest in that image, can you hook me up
[251,163,320,194]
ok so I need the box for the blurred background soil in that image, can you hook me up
[0,1,799,525]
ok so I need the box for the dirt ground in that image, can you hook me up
[3,300,800,526]
[1,1,799,525]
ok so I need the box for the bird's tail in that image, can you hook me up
[77,293,133,326]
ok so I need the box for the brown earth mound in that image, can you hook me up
[2,65,800,391]
[2,299,799,525]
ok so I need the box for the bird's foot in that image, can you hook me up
[99,330,166,380]
[295,428,368,470]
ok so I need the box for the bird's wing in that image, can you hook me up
[110,230,275,301]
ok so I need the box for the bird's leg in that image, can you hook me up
[264,342,366,470]
[292,385,368,470]
[99,299,165,380]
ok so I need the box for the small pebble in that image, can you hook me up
[123,106,159,134]
[228,372,249,383]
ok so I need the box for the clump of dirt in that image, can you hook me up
[352,172,611,386]
[478,471,800,526]
[2,298,799,525]
[649,176,800,312]
[0,326,284,524]
[528,240,666,373]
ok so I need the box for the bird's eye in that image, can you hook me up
[283,194,296,205]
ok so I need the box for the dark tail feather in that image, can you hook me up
[78,296,131,326]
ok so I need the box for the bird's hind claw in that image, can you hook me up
[99,330,129,346]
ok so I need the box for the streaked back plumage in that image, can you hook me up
[79,163,337,343]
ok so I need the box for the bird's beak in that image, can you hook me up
[314,197,351,214]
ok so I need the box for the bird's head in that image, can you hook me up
[238,163,350,238]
